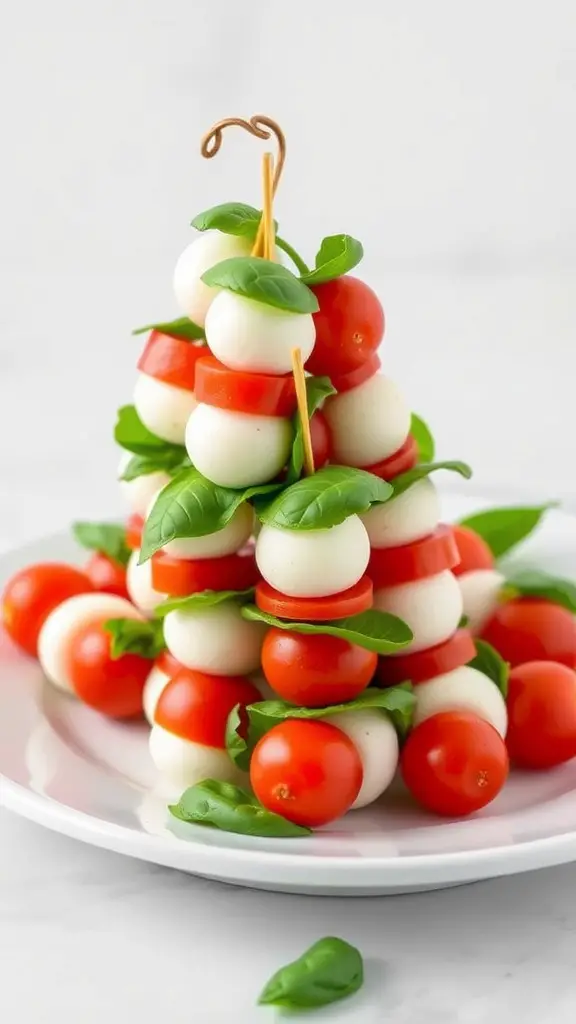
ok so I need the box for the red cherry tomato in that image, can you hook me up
[155,650,183,677]
[255,576,373,622]
[194,355,297,417]
[262,629,376,707]
[452,525,495,576]
[481,598,576,668]
[330,353,381,394]
[125,515,144,552]
[306,277,385,377]
[137,331,204,391]
[401,711,509,817]
[2,563,94,657]
[365,434,418,482]
[368,525,459,587]
[309,410,332,469]
[377,629,476,687]
[250,719,363,827]
[155,668,261,746]
[68,620,151,718]
[151,546,260,597]
[506,661,576,768]
[84,553,129,600]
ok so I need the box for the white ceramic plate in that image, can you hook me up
[2,493,576,896]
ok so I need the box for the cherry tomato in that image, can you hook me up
[365,434,418,482]
[84,552,129,600]
[194,355,297,417]
[401,711,509,817]
[250,719,363,827]
[506,661,576,768]
[309,410,332,469]
[2,563,94,657]
[137,330,204,391]
[255,576,373,622]
[306,277,385,377]
[481,598,576,668]
[155,650,183,677]
[377,629,476,687]
[155,668,261,746]
[151,546,260,597]
[68,620,151,718]
[125,515,144,552]
[368,525,459,587]
[452,525,495,576]
[330,353,381,394]
[262,629,376,706]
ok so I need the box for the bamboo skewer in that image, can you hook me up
[291,347,315,477]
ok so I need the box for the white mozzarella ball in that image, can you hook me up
[185,404,293,488]
[458,569,507,634]
[126,551,166,616]
[117,452,171,517]
[133,372,197,446]
[256,516,370,598]
[149,725,243,789]
[163,502,254,559]
[322,709,398,810]
[324,374,411,467]
[173,231,253,326]
[38,594,142,693]
[163,601,266,675]
[205,291,315,374]
[361,478,440,549]
[374,571,463,654]
[413,665,508,738]
[143,664,171,727]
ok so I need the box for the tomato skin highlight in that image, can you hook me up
[452,525,495,576]
[151,546,260,597]
[125,515,144,551]
[330,353,381,394]
[377,628,477,687]
[2,563,95,658]
[68,621,150,718]
[481,598,576,668]
[306,277,385,377]
[194,355,297,417]
[401,711,509,817]
[506,661,576,768]
[262,629,376,707]
[255,576,373,622]
[250,719,363,827]
[364,434,418,482]
[155,668,261,747]
[368,525,460,587]
[137,331,204,391]
[84,553,129,600]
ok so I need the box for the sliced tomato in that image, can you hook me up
[330,353,381,394]
[137,330,205,391]
[84,553,129,600]
[155,668,261,746]
[365,434,418,482]
[262,628,376,706]
[151,546,260,597]
[2,563,95,657]
[368,525,459,587]
[255,576,373,622]
[194,355,297,417]
[377,628,476,687]
[125,514,144,551]
[306,277,385,377]
[452,525,495,576]
[309,410,332,469]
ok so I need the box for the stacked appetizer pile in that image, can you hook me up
[3,115,576,838]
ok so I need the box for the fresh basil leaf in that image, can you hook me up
[286,375,336,484]
[202,257,319,314]
[242,605,412,655]
[140,468,283,562]
[104,618,165,660]
[458,504,557,559]
[410,413,435,462]
[468,639,509,698]
[249,685,415,737]
[191,202,271,239]
[503,570,576,614]
[257,465,392,530]
[114,405,176,457]
[392,461,473,497]
[72,521,131,568]
[300,234,364,286]
[156,588,255,618]
[131,316,205,341]
[120,451,191,482]
[258,936,364,1010]
[169,779,310,838]
[225,702,270,772]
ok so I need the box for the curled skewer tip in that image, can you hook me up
[200,114,286,193]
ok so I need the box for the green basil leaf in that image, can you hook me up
[72,521,131,568]
[458,504,557,559]
[257,465,393,530]
[169,779,310,838]
[258,936,364,1010]
[410,413,435,462]
[242,605,412,655]
[392,460,473,497]
[249,685,415,737]
[468,639,509,698]
[225,702,270,772]
[103,618,165,660]
[503,570,576,613]
[131,316,205,341]
[114,405,178,457]
[120,451,191,482]
[300,234,364,286]
[156,588,255,618]
[202,257,319,314]
[286,375,336,484]
[191,202,268,239]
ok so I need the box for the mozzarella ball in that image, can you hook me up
[163,601,266,676]
[324,374,411,467]
[374,571,463,654]
[149,725,244,789]
[38,593,142,693]
[361,478,440,549]
[117,452,171,517]
[205,291,315,374]
[256,516,370,598]
[185,404,293,488]
[126,550,166,616]
[323,709,398,810]
[458,569,507,633]
[413,665,508,738]
[143,664,171,726]
[133,372,197,446]
[163,502,254,559]
[173,231,253,327]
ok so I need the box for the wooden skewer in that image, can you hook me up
[252,152,275,259]
[291,347,315,476]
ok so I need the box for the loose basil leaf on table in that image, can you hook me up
[256,465,393,530]
[502,569,576,614]
[104,618,165,660]
[155,588,255,617]
[120,450,191,482]
[258,936,364,1010]
[114,405,186,459]
[458,504,557,559]
[300,234,364,286]
[410,412,435,462]
[201,257,319,314]
[286,375,336,483]
[131,316,205,341]
[72,522,131,568]
[169,779,310,838]
[241,605,413,654]
[391,460,473,498]
[468,639,509,698]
